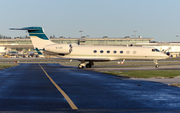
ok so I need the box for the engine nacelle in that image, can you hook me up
[44,44,72,55]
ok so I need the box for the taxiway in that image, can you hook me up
[0,64,180,112]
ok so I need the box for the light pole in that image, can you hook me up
[134,30,137,38]
[79,30,83,37]
[176,35,179,56]
[176,35,179,42]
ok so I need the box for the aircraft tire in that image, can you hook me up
[86,63,92,68]
[78,64,82,69]
[155,64,159,68]
[86,64,90,68]
[78,64,84,69]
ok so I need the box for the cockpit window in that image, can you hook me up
[152,49,160,52]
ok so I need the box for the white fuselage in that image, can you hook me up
[44,45,168,61]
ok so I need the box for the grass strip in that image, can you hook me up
[103,70,180,78]
[0,63,18,69]
[169,83,180,87]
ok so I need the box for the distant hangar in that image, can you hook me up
[0,36,153,52]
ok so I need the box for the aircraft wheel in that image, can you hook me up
[155,64,159,68]
[86,64,89,68]
[86,64,90,68]
[78,64,84,69]
[78,64,82,69]
[86,63,92,68]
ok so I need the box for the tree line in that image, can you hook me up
[0,34,64,39]
[0,34,11,39]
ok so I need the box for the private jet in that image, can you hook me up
[10,27,169,68]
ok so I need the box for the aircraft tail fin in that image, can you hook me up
[10,27,55,50]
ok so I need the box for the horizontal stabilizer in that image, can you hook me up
[9,27,42,31]
[10,26,54,50]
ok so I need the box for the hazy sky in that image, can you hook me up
[0,0,180,42]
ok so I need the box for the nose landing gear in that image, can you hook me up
[153,60,159,68]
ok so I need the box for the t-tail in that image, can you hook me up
[10,27,55,50]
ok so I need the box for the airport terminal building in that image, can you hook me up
[0,36,153,52]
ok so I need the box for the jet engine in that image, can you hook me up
[44,44,72,55]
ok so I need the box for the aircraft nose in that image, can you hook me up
[161,53,169,59]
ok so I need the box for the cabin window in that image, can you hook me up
[120,51,123,54]
[107,50,110,53]
[93,50,97,53]
[133,51,137,54]
[152,49,160,52]
[113,51,117,53]
[100,50,104,53]
[126,51,130,54]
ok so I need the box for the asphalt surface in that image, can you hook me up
[0,64,180,112]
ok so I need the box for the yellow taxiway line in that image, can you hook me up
[39,64,78,110]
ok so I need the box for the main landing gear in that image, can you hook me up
[78,60,94,69]
[153,60,159,68]
[78,60,160,68]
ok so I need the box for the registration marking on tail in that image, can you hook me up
[39,64,78,110]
